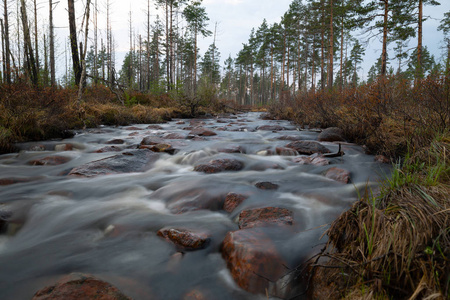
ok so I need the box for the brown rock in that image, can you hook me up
[0,177,40,186]
[275,147,298,156]
[68,150,158,177]
[124,126,143,130]
[194,159,244,174]
[217,145,245,154]
[285,141,331,155]
[105,139,125,145]
[277,135,303,141]
[165,187,225,213]
[238,207,293,229]
[95,146,122,153]
[189,128,217,137]
[28,156,71,166]
[55,144,74,151]
[255,182,279,190]
[183,288,213,300]
[176,121,186,125]
[257,125,284,131]
[140,143,176,155]
[317,127,345,142]
[157,228,211,250]
[324,167,350,184]
[140,136,165,146]
[32,273,132,300]
[221,228,288,294]
[293,155,329,166]
[147,125,164,130]
[223,193,249,213]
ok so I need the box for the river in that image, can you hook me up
[0,112,389,299]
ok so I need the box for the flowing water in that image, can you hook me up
[0,112,389,299]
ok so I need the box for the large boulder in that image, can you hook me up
[238,207,294,229]
[194,159,244,174]
[157,227,211,250]
[285,141,331,155]
[324,167,351,184]
[223,193,249,213]
[221,228,289,295]
[32,273,132,300]
[317,127,345,142]
[68,150,158,177]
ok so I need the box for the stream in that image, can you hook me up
[0,112,390,299]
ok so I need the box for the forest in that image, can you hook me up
[0,0,449,299]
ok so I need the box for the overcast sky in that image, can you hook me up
[51,0,450,80]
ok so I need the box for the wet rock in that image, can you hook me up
[162,133,187,139]
[257,125,284,131]
[176,121,186,125]
[221,228,288,295]
[95,146,123,153]
[140,136,165,146]
[223,193,249,213]
[318,127,345,142]
[194,159,244,174]
[285,141,331,155]
[165,187,225,213]
[124,126,143,130]
[255,182,279,190]
[183,288,211,300]
[157,227,211,250]
[140,143,176,155]
[217,145,245,154]
[293,154,329,166]
[256,149,274,156]
[375,155,390,164]
[147,125,164,130]
[68,150,158,177]
[0,177,41,186]
[189,128,217,137]
[28,156,71,166]
[54,144,74,151]
[277,135,303,141]
[29,145,45,151]
[216,119,228,123]
[105,139,125,145]
[238,207,293,229]
[275,147,298,156]
[324,167,350,184]
[31,273,132,300]
[0,210,12,234]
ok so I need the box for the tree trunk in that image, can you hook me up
[68,0,81,85]
[78,0,91,104]
[49,0,56,86]
[417,0,423,80]
[381,0,388,77]
[340,13,344,92]
[33,0,39,74]
[20,0,38,86]
[320,0,325,91]
[3,0,11,84]
[328,0,334,89]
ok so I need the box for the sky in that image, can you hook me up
[49,0,450,81]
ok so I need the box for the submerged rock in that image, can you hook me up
[31,273,132,300]
[285,141,331,155]
[157,227,211,250]
[194,159,244,174]
[294,154,329,166]
[255,182,279,190]
[324,167,351,184]
[95,146,123,153]
[275,147,298,156]
[0,210,12,234]
[28,156,71,166]
[68,150,159,177]
[221,228,289,295]
[238,207,294,229]
[223,193,249,213]
[105,139,125,145]
[140,143,176,155]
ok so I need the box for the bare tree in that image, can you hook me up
[68,0,81,85]
[20,0,38,86]
[3,0,11,84]
[49,0,56,86]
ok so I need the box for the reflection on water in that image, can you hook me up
[0,112,389,299]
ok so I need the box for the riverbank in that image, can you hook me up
[266,75,449,299]
[0,84,235,154]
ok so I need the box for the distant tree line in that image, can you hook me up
[0,0,449,107]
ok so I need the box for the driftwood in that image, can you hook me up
[323,143,345,158]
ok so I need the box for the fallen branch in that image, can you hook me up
[323,143,345,158]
